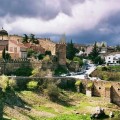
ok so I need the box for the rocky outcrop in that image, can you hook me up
[91,107,108,119]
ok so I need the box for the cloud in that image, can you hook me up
[0,0,120,45]
[0,0,84,20]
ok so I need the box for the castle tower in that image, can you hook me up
[56,35,66,65]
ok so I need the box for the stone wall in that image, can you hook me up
[5,76,120,106]
[0,59,42,75]
[78,79,120,106]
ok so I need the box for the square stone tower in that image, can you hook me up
[56,43,66,65]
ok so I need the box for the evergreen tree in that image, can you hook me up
[2,48,6,60]
[29,34,39,44]
[29,34,35,43]
[22,34,29,43]
[116,44,120,51]
[5,53,11,60]
[89,42,101,64]
[66,40,79,60]
[82,48,85,53]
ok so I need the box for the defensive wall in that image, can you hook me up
[4,76,120,107]
[0,59,42,75]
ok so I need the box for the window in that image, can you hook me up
[14,47,17,53]
[10,47,13,52]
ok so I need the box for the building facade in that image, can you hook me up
[105,52,120,65]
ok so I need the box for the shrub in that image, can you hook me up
[45,51,51,56]
[43,55,51,62]
[8,78,17,89]
[46,83,60,100]
[27,49,36,57]
[32,68,40,77]
[73,57,83,66]
[75,80,81,86]
[54,65,68,76]
[102,67,109,71]
[13,66,33,76]
[0,75,17,91]
[38,54,45,60]
[0,75,9,91]
[103,74,109,81]
[87,82,93,88]
[27,81,38,90]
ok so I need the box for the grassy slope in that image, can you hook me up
[3,90,120,120]
[91,66,120,81]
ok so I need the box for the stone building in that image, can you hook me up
[8,40,27,59]
[38,38,56,55]
[0,28,66,65]
[38,38,66,65]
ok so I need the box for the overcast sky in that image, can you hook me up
[0,0,120,45]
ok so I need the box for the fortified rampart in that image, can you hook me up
[5,77,120,107]
[0,59,42,75]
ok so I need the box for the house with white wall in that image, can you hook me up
[105,52,120,65]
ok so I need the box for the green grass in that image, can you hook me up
[45,114,91,120]
[3,90,120,120]
[33,105,56,114]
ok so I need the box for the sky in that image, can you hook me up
[0,0,120,45]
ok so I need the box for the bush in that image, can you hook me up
[27,49,36,58]
[43,55,51,62]
[87,82,93,88]
[102,67,109,71]
[45,51,51,56]
[32,68,40,77]
[46,83,60,100]
[75,80,81,86]
[0,75,9,91]
[38,54,45,60]
[103,75,109,81]
[54,65,68,76]
[73,57,83,66]
[27,81,38,90]
[14,66,33,76]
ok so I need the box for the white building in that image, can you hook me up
[105,52,120,65]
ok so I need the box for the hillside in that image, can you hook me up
[3,90,120,120]
[0,75,120,120]
[90,66,120,81]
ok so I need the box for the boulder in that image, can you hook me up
[91,107,109,119]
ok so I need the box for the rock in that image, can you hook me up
[24,105,31,111]
[75,111,79,114]
[91,107,108,119]
[109,112,114,118]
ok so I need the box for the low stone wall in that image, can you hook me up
[77,79,120,106]
[4,76,120,106]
